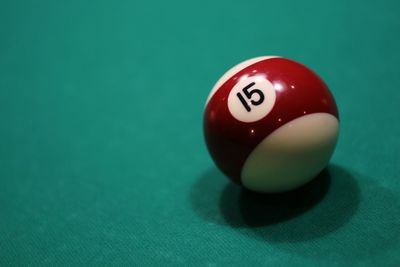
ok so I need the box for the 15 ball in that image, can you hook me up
[203,56,339,193]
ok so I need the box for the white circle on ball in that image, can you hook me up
[227,75,276,123]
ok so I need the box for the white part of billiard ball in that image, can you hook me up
[241,113,339,193]
[206,56,278,105]
[227,75,276,123]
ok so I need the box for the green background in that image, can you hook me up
[1,0,400,266]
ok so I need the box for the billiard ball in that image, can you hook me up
[203,56,339,193]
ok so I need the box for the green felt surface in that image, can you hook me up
[1,0,400,266]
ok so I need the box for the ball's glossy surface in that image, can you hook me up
[204,56,339,193]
